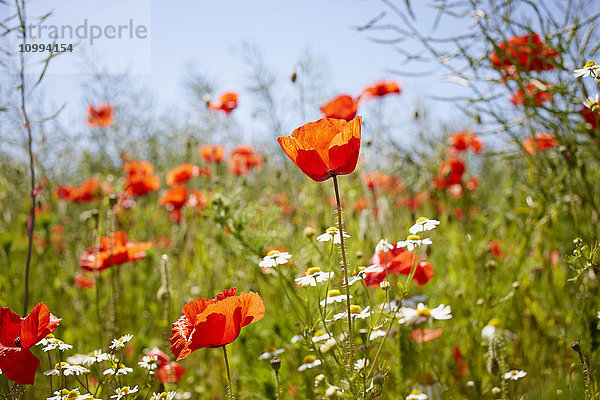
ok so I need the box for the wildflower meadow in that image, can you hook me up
[1,1,600,399]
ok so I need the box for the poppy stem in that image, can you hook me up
[222,345,234,399]
[332,175,354,365]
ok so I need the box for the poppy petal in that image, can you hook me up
[0,347,40,385]
[239,291,266,327]
[20,303,61,348]
[0,308,22,347]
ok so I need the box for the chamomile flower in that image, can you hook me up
[375,239,394,253]
[44,362,90,376]
[398,303,452,325]
[258,347,284,360]
[110,334,133,350]
[408,217,440,235]
[347,265,380,286]
[330,305,372,322]
[111,386,138,399]
[290,334,304,343]
[504,370,527,381]
[311,330,331,343]
[47,388,97,400]
[354,358,369,370]
[103,363,134,376]
[84,350,111,366]
[369,329,387,341]
[406,389,428,400]
[41,337,73,352]
[396,235,432,251]
[259,250,292,269]
[150,392,176,400]
[481,318,500,342]
[584,94,600,112]
[66,354,88,365]
[316,227,350,244]
[295,267,334,287]
[138,355,159,372]
[574,61,600,78]
[298,355,322,371]
[319,289,351,306]
[319,338,337,353]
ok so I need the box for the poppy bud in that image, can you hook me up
[486,354,500,376]
[485,260,497,270]
[303,226,316,238]
[571,341,581,353]
[270,357,281,371]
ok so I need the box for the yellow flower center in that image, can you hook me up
[266,250,280,256]
[487,318,500,327]
[307,267,321,275]
[265,346,277,352]
[314,330,326,337]
[60,389,70,395]
[407,234,421,241]
[350,305,362,314]
[67,391,79,400]
[46,333,55,339]
[327,289,341,297]
[417,307,431,317]
[159,394,169,400]
[415,217,428,223]
[54,361,69,369]
[584,60,598,68]
[325,227,339,233]
[303,355,317,364]
[353,266,366,276]
[410,389,423,395]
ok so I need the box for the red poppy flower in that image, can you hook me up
[360,80,401,101]
[432,158,466,190]
[79,231,152,272]
[227,146,264,176]
[320,94,359,121]
[188,189,208,209]
[147,348,170,366]
[74,272,95,288]
[156,361,185,383]
[580,107,600,130]
[0,303,61,385]
[165,164,201,187]
[55,177,113,203]
[410,328,443,343]
[523,132,558,155]
[122,160,161,196]
[453,346,469,380]
[490,33,558,74]
[170,288,265,361]
[159,186,188,210]
[87,104,114,128]
[365,247,414,286]
[487,240,504,258]
[199,144,226,164]
[278,117,362,182]
[209,92,239,115]
[449,130,483,154]
[509,81,554,106]
[363,172,404,194]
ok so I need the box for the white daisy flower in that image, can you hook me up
[311,331,331,343]
[66,354,89,365]
[397,235,433,251]
[408,217,440,235]
[110,386,138,399]
[398,303,452,325]
[258,348,284,360]
[330,305,372,322]
[319,289,351,306]
[369,329,387,341]
[150,392,176,400]
[104,364,134,376]
[110,334,133,350]
[47,388,89,400]
[84,350,110,366]
[584,94,600,112]
[316,227,350,244]
[325,386,343,397]
[259,250,292,269]
[298,356,322,371]
[354,358,369,370]
[574,61,600,78]
[481,318,500,342]
[138,355,159,372]
[504,370,527,381]
[319,338,337,353]
[375,239,394,253]
[406,389,428,400]
[295,267,334,287]
[290,334,304,344]
[347,265,380,286]
[174,393,192,400]
[44,362,90,376]
[41,338,73,352]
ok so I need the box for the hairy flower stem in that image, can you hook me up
[274,370,281,400]
[332,175,354,366]
[222,345,234,399]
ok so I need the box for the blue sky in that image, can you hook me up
[16,0,472,131]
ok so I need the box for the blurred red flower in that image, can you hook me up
[278,117,361,182]
[123,160,161,196]
[0,303,61,385]
[432,158,466,190]
[87,104,114,128]
[320,94,359,121]
[170,288,265,360]
[209,92,239,115]
[74,272,95,288]
[188,189,208,209]
[165,163,201,187]
[449,130,483,154]
[55,177,112,203]
[523,132,558,155]
[228,145,264,176]
[79,231,152,272]
[410,328,443,343]
[490,33,558,74]
[580,107,600,130]
[199,144,226,164]
[159,186,188,210]
[509,81,554,106]
[156,361,186,383]
[487,240,504,258]
[360,80,401,101]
